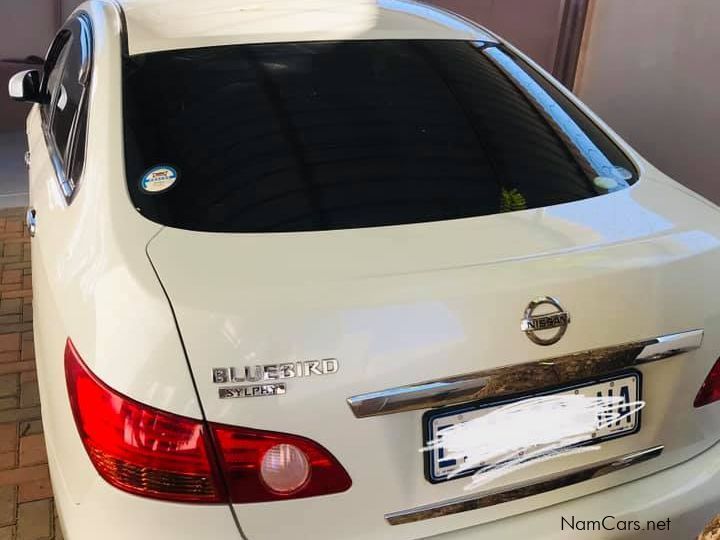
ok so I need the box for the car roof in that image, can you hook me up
[114,0,498,55]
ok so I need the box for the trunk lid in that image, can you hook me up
[147,178,720,539]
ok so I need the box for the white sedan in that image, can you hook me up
[9,0,720,538]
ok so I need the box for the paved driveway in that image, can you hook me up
[0,207,60,540]
[0,132,29,211]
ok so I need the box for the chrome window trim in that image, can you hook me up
[40,30,71,128]
[78,22,92,85]
[40,11,94,205]
[347,329,703,418]
[384,445,664,525]
[493,37,646,191]
[483,44,629,192]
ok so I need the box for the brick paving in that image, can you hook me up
[0,208,60,540]
[700,516,720,540]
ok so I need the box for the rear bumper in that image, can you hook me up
[431,440,720,540]
[51,435,720,540]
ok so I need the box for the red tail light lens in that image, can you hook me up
[694,358,720,407]
[65,339,225,502]
[213,425,352,502]
[65,339,351,503]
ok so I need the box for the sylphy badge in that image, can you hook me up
[213,359,339,399]
[218,384,286,399]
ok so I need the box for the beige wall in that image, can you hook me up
[0,0,58,59]
[0,0,565,132]
[575,0,720,202]
[428,0,566,70]
[0,0,83,133]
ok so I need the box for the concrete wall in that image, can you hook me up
[0,0,59,59]
[0,0,565,133]
[0,0,83,133]
[428,0,566,71]
[575,0,720,202]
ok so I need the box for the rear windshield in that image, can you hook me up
[123,40,637,232]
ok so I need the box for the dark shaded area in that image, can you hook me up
[123,40,636,233]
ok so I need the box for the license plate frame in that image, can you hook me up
[422,371,643,484]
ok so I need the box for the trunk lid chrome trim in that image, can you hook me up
[385,445,664,525]
[348,330,703,418]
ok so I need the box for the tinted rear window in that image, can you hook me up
[123,40,637,232]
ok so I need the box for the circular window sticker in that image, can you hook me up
[140,165,178,194]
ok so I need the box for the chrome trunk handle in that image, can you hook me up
[347,330,704,418]
[385,445,665,525]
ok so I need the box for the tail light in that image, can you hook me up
[213,425,352,502]
[65,339,351,503]
[64,339,224,502]
[694,357,720,407]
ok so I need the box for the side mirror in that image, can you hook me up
[8,69,43,103]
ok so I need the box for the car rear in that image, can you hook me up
[123,32,720,540]
[49,1,720,539]
[139,185,720,540]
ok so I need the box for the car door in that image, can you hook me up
[27,14,94,496]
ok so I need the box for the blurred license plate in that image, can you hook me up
[424,372,642,483]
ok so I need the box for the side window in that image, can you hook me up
[41,32,71,125]
[51,32,84,165]
[41,16,92,200]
